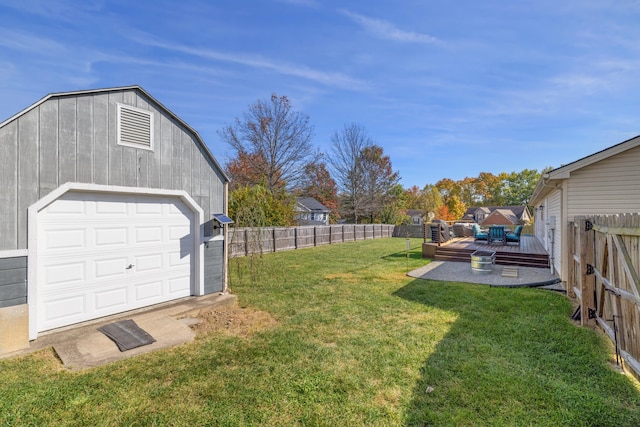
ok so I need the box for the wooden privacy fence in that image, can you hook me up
[569,214,640,378]
[228,224,395,258]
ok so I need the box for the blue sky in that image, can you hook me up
[2,1,640,188]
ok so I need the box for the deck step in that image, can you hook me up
[502,266,519,277]
[431,237,549,269]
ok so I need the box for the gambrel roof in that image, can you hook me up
[0,85,229,182]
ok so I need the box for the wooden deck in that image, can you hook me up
[426,235,549,268]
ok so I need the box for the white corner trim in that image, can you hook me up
[27,183,205,340]
[0,249,28,258]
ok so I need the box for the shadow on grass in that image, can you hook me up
[393,278,640,426]
[381,251,425,261]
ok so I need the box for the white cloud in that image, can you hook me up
[339,9,439,44]
[129,32,369,91]
[0,29,65,54]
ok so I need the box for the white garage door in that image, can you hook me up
[37,192,194,332]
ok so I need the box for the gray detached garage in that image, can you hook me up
[0,86,230,353]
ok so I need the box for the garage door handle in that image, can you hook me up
[126,264,135,269]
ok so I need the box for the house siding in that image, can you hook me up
[0,257,27,308]
[566,145,640,220]
[0,88,225,252]
[204,240,224,294]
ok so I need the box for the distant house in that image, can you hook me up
[406,209,425,225]
[295,197,330,225]
[461,206,531,225]
[530,134,640,279]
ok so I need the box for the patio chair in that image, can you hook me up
[488,225,506,245]
[472,224,488,241]
[506,225,523,245]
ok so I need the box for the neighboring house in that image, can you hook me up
[530,135,640,280]
[406,209,425,225]
[295,197,330,225]
[0,86,231,354]
[461,206,531,225]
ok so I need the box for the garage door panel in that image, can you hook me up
[95,227,129,248]
[42,295,86,323]
[135,202,163,215]
[134,253,163,272]
[168,276,191,295]
[94,257,129,279]
[43,198,86,215]
[95,200,128,215]
[134,280,164,301]
[135,226,163,244]
[169,250,191,267]
[37,192,196,332]
[44,262,85,286]
[43,229,86,251]
[94,286,130,311]
[169,225,191,241]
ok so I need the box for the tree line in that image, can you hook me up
[221,94,549,227]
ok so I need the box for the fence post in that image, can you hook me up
[580,217,596,327]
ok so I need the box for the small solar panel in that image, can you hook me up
[212,213,234,224]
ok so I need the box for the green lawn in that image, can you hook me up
[1,238,639,426]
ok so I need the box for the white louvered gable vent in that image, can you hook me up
[117,103,154,151]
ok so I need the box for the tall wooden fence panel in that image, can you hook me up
[330,225,344,243]
[570,214,640,379]
[229,224,395,258]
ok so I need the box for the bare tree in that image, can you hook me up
[219,94,316,191]
[327,123,373,223]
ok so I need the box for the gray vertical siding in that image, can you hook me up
[93,95,109,185]
[0,257,27,308]
[204,240,224,294]
[39,100,58,197]
[77,95,94,183]
[17,108,38,249]
[0,88,226,251]
[0,121,18,249]
[59,97,77,184]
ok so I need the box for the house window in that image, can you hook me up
[117,103,154,151]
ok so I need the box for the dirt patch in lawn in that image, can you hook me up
[189,306,278,338]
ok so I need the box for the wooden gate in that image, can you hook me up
[570,214,640,378]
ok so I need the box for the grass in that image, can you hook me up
[1,238,640,426]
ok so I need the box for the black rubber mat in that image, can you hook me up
[98,319,156,352]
